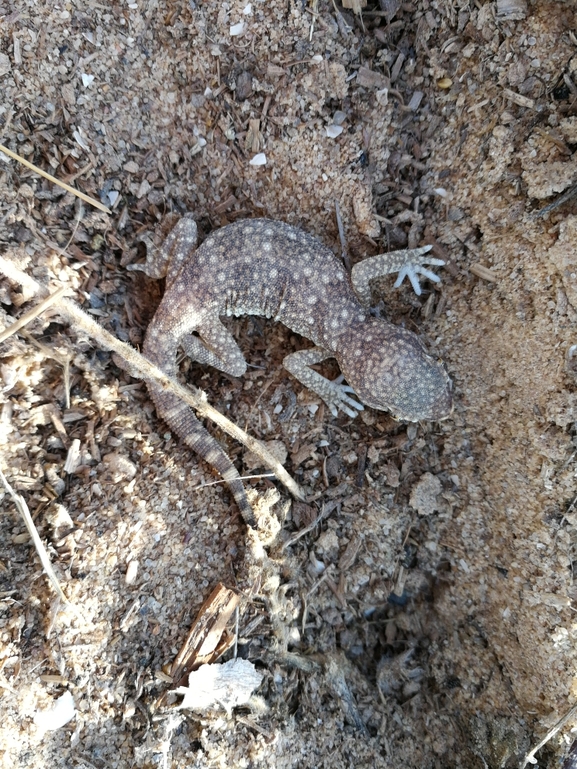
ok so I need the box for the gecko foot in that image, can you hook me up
[393,248,445,296]
[325,375,365,419]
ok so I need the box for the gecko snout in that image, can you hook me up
[337,321,453,422]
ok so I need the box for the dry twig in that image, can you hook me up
[520,702,577,768]
[0,256,304,502]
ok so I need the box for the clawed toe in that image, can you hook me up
[393,260,445,296]
[325,380,364,418]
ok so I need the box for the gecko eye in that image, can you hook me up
[337,321,452,422]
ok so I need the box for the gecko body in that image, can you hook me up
[133,215,452,527]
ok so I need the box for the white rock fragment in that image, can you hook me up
[308,552,325,575]
[64,439,81,474]
[176,658,263,715]
[249,152,267,166]
[409,472,442,516]
[230,21,245,36]
[125,559,139,585]
[243,3,252,14]
[311,54,323,63]
[326,125,343,138]
[190,136,207,156]
[103,452,137,482]
[108,190,119,206]
[1,361,18,388]
[46,504,74,530]
[73,129,90,151]
[34,691,75,735]
[81,73,94,88]
[0,53,11,77]
[376,87,388,106]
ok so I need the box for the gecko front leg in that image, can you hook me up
[283,347,364,418]
[128,213,199,287]
[181,318,248,377]
[351,246,445,304]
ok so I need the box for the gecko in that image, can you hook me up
[129,214,452,527]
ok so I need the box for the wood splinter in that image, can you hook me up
[169,582,241,690]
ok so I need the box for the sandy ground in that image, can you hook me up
[1,1,577,767]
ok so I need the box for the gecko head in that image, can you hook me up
[336,319,452,422]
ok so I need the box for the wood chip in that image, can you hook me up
[407,91,424,111]
[169,583,240,688]
[496,0,527,19]
[176,658,263,714]
[39,674,68,684]
[64,439,81,473]
[356,66,388,90]
[338,535,361,571]
[342,0,367,11]
[267,63,286,78]
[503,88,535,109]
[12,34,21,66]
[0,53,11,76]
[470,263,498,282]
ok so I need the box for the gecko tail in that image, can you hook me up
[147,386,257,528]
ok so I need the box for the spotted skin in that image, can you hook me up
[135,214,452,527]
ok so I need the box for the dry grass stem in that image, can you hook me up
[0,285,69,343]
[520,702,577,768]
[0,142,111,214]
[0,469,67,602]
